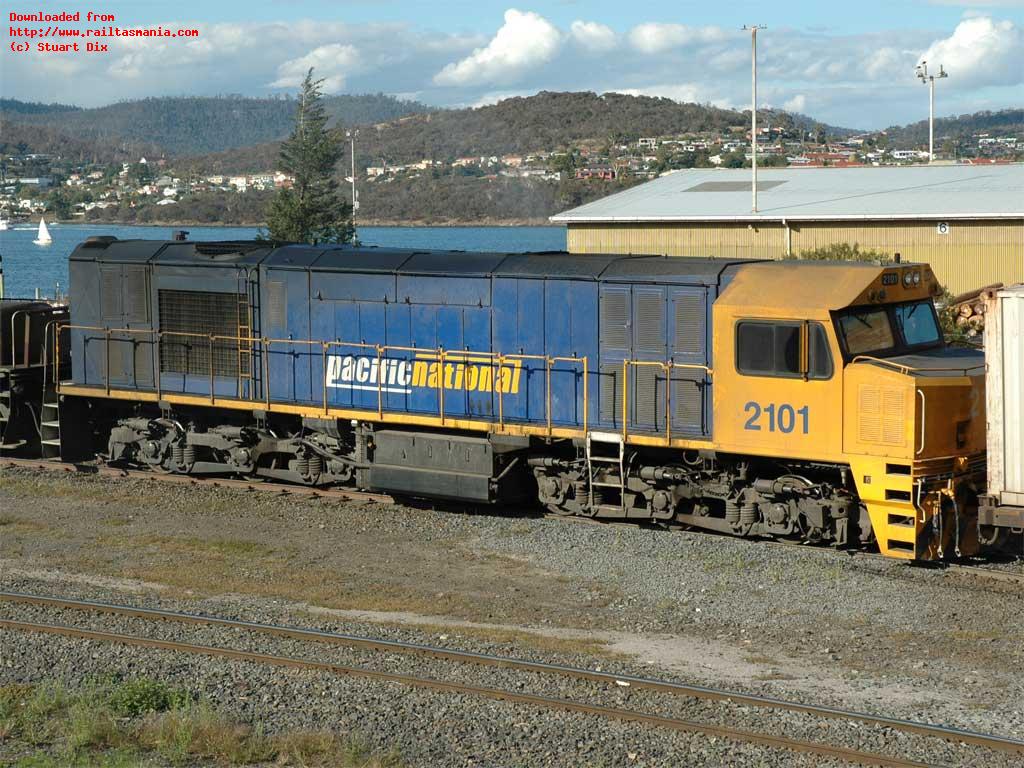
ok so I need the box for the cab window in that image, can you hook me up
[736,321,833,379]
[837,308,895,355]
[894,301,940,346]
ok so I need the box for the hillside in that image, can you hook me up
[0,94,432,155]
[0,119,162,164]
[186,91,818,173]
[0,98,81,116]
[884,108,1023,147]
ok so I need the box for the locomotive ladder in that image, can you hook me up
[586,432,626,513]
[235,273,254,397]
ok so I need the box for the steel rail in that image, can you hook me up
[1,591,1021,758]
[0,617,933,768]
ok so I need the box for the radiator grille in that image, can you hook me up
[635,292,665,351]
[674,294,704,356]
[600,291,629,349]
[858,385,906,446]
[633,365,660,426]
[672,375,704,433]
[266,280,286,329]
[600,364,623,425]
[159,290,241,377]
[123,267,149,322]
[101,266,122,320]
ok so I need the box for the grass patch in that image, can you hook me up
[0,515,47,532]
[0,677,401,767]
[394,621,620,659]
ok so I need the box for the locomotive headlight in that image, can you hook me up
[903,272,913,286]
[912,272,921,285]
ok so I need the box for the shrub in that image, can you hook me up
[108,678,191,718]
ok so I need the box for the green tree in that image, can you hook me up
[265,69,354,244]
[798,242,890,263]
[46,188,72,220]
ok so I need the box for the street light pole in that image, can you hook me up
[916,61,947,163]
[346,129,359,229]
[743,24,766,213]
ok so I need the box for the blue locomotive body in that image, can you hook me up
[67,239,739,441]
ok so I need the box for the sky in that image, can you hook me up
[2,1,1022,129]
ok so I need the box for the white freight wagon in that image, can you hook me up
[980,284,1024,531]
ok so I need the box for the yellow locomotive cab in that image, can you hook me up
[713,260,985,560]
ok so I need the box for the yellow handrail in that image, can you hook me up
[54,323,597,436]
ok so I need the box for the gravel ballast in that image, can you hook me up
[2,465,1022,765]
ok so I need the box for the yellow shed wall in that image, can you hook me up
[565,219,1023,295]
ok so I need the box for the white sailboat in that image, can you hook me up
[0,218,9,231]
[33,217,52,245]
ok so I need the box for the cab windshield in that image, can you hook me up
[835,300,941,358]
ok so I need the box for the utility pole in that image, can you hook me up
[346,128,359,229]
[916,61,947,163]
[743,25,766,212]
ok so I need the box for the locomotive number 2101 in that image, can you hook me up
[743,402,810,434]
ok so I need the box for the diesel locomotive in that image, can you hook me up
[8,236,994,561]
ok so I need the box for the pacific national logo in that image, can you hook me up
[326,353,522,395]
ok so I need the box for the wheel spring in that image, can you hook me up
[171,443,184,466]
[308,454,323,478]
[182,446,196,466]
[740,503,759,527]
[295,455,310,476]
[725,500,740,526]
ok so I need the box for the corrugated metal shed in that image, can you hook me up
[551,164,1023,223]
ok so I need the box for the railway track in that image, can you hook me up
[3,457,1023,587]
[5,592,1023,767]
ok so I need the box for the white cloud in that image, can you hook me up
[570,20,617,52]
[628,22,729,54]
[783,94,807,113]
[434,9,562,86]
[918,16,1023,85]
[270,43,360,93]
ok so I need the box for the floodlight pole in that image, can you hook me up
[744,25,766,213]
[916,61,947,163]
[347,129,359,228]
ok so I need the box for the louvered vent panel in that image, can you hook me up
[599,364,623,425]
[159,290,239,377]
[101,266,122,320]
[673,376,704,434]
[123,267,149,322]
[266,281,287,330]
[635,293,665,351]
[882,389,906,446]
[858,386,882,443]
[600,292,629,349]
[674,294,704,356]
[634,366,660,427]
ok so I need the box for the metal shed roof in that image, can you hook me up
[550,163,1024,224]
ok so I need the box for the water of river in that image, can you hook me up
[0,223,567,299]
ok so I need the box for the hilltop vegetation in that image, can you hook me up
[0,94,432,155]
[884,108,1024,148]
[0,119,162,165]
[185,91,815,172]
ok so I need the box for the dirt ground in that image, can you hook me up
[2,466,1023,740]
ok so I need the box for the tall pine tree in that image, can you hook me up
[265,69,354,244]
